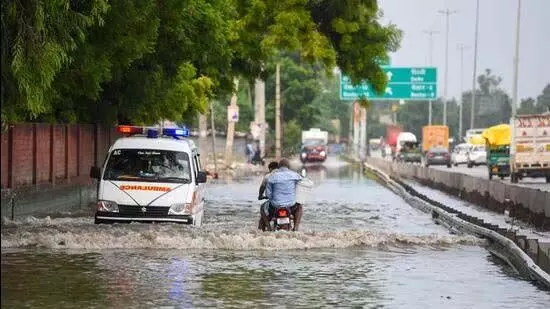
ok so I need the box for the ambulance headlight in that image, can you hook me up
[169,203,192,215]
[97,200,119,212]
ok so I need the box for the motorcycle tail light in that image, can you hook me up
[277,209,288,217]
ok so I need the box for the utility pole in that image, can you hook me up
[470,0,480,130]
[457,44,470,140]
[511,0,522,118]
[224,78,240,166]
[209,101,218,175]
[424,29,439,125]
[254,79,266,156]
[198,113,208,157]
[275,63,281,160]
[438,8,457,126]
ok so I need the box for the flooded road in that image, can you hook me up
[2,158,549,308]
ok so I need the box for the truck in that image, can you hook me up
[385,125,402,159]
[395,132,422,163]
[482,124,511,180]
[300,128,329,163]
[422,125,449,153]
[510,113,550,183]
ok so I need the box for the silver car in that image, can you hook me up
[467,145,487,168]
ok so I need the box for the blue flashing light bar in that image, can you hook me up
[117,125,189,138]
[163,127,189,137]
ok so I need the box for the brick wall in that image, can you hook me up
[0,124,116,190]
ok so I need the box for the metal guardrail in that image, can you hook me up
[363,161,550,289]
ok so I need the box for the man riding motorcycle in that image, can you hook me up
[258,161,279,230]
[260,158,304,231]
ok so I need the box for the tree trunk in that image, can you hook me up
[224,78,240,166]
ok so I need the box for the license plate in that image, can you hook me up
[277,217,290,225]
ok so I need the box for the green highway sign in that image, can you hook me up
[340,67,437,100]
[340,81,437,100]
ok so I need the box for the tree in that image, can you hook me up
[1,0,109,123]
[518,98,537,115]
[536,84,550,113]
[2,0,402,127]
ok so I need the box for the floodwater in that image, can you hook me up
[2,158,549,308]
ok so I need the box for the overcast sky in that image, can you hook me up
[378,0,550,101]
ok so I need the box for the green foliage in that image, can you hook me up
[2,0,401,127]
[1,0,109,122]
[282,120,302,156]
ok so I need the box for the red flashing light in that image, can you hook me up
[117,126,144,135]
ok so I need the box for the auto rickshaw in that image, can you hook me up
[396,141,422,164]
[482,124,511,180]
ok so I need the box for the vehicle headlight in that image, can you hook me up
[97,200,119,212]
[301,152,307,158]
[320,151,326,157]
[169,203,192,215]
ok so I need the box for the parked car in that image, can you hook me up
[451,143,470,166]
[467,144,487,168]
[425,147,452,168]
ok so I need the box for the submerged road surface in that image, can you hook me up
[1,158,549,308]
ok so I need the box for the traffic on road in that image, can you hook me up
[375,116,550,189]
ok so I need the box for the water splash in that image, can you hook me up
[1,216,483,250]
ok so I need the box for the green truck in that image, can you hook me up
[396,141,422,163]
[482,124,511,180]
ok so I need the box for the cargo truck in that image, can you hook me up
[510,113,550,183]
[300,128,329,163]
[385,125,402,159]
[422,125,449,153]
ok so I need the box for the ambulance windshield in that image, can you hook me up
[103,149,191,183]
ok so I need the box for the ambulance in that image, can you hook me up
[90,125,207,226]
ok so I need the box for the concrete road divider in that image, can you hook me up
[363,160,550,289]
[365,157,550,230]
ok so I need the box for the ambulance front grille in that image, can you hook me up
[118,205,170,217]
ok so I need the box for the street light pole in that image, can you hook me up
[275,63,281,160]
[438,8,457,126]
[457,44,470,140]
[511,0,522,118]
[470,0,480,130]
[424,29,439,125]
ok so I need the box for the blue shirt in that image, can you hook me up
[265,167,302,207]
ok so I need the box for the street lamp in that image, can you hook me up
[470,0,480,130]
[424,29,439,125]
[457,44,470,139]
[438,8,458,126]
[511,0,522,118]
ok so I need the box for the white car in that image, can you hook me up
[90,125,207,226]
[451,143,469,166]
[467,144,487,168]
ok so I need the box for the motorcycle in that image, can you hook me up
[270,206,294,231]
[260,199,294,231]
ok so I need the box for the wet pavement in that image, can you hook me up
[2,158,549,308]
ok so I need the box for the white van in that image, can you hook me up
[90,126,207,226]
